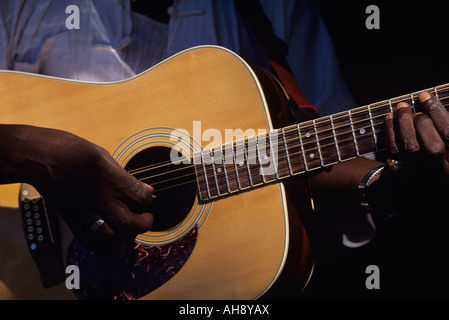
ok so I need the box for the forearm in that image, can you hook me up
[309,157,383,195]
[0,124,97,188]
[308,157,384,214]
[0,124,46,184]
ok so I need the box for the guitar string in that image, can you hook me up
[131,97,449,184]
[143,94,449,194]
[139,126,379,189]
[137,119,425,193]
[128,90,449,187]
[129,109,388,179]
[142,96,449,195]
[131,100,448,193]
[127,87,449,177]
[128,87,449,177]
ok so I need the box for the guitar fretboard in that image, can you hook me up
[194,84,449,201]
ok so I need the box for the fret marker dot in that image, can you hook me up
[263,155,269,160]
[239,162,244,166]
[359,128,366,135]
[217,168,222,173]
[306,132,311,138]
[309,153,315,159]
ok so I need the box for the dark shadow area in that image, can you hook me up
[302,0,449,299]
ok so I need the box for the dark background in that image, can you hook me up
[300,0,449,299]
[314,0,449,105]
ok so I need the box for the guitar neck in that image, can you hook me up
[194,83,449,201]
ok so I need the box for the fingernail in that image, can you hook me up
[143,182,154,193]
[386,113,393,120]
[419,91,432,102]
[395,102,409,111]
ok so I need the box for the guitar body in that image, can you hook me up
[0,46,313,299]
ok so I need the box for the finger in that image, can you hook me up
[101,200,154,240]
[67,212,124,257]
[394,102,420,154]
[414,113,446,159]
[385,112,399,154]
[102,151,155,211]
[419,92,449,142]
[414,112,449,175]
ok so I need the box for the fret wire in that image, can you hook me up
[367,104,378,152]
[209,149,221,196]
[208,98,446,178]
[224,118,362,173]
[200,153,212,199]
[196,89,449,200]
[312,119,324,167]
[293,122,384,159]
[188,88,449,201]
[346,110,374,156]
[237,140,252,190]
[281,115,436,167]
[192,101,449,201]
[261,132,276,182]
[284,93,449,151]
[256,134,267,184]
[283,124,306,174]
[251,135,265,186]
[388,99,393,112]
[244,138,255,187]
[347,109,360,156]
[434,86,439,99]
[193,153,208,200]
[178,85,448,198]
[297,123,309,171]
[218,144,231,194]
[163,125,385,198]
[328,86,449,125]
[410,93,416,114]
[329,114,341,162]
[231,141,243,191]
[213,93,449,166]
[210,151,222,196]
[332,112,356,160]
[268,130,280,180]
[202,96,449,184]
[223,142,238,193]
[281,127,293,175]
[239,139,252,188]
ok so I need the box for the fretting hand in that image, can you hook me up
[367,92,449,214]
[385,92,449,178]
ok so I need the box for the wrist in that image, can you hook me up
[361,164,406,216]
[0,124,41,183]
[357,165,386,213]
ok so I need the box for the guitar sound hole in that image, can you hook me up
[124,146,197,231]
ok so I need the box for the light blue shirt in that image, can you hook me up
[0,0,356,116]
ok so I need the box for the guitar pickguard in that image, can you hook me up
[66,226,197,300]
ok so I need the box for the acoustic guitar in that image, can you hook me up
[0,46,446,299]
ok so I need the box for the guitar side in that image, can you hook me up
[0,46,313,299]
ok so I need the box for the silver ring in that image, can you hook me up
[90,218,105,233]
